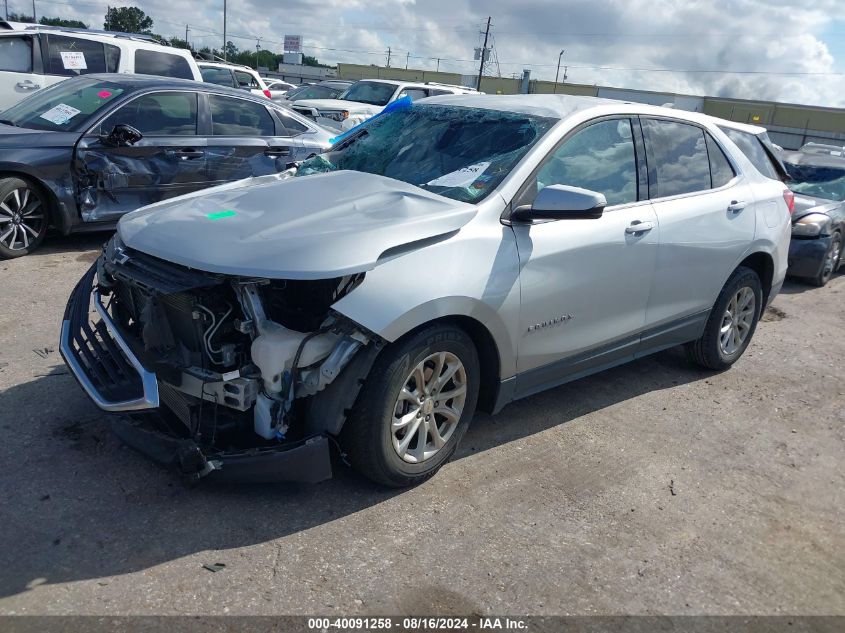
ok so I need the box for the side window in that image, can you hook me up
[134,50,193,80]
[526,118,638,207]
[201,67,235,87]
[720,127,780,180]
[46,35,107,76]
[275,110,309,135]
[0,36,33,72]
[100,92,198,136]
[398,88,428,102]
[706,134,736,188]
[209,95,274,136]
[642,119,712,198]
[104,44,120,73]
[234,71,260,88]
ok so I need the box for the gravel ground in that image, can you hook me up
[0,233,843,616]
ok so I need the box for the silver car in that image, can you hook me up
[60,95,792,487]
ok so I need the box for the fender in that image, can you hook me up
[0,158,79,234]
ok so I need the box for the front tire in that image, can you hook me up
[810,231,842,287]
[0,177,48,259]
[686,266,762,371]
[340,323,480,487]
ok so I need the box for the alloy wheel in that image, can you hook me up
[0,187,45,252]
[822,233,842,282]
[391,351,468,464]
[719,286,756,357]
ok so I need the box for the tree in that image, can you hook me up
[104,6,153,34]
[168,37,190,51]
[7,12,34,23]
[40,17,88,28]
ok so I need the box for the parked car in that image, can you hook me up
[197,60,272,99]
[0,22,201,110]
[290,79,477,131]
[275,80,353,107]
[60,95,791,487]
[0,74,334,258]
[263,78,297,101]
[779,150,845,286]
[799,142,845,157]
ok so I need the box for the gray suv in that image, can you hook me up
[61,95,791,487]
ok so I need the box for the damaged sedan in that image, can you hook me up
[0,74,333,258]
[61,95,790,487]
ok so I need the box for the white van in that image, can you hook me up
[0,22,202,110]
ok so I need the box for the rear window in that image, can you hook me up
[201,67,234,87]
[234,70,260,89]
[209,95,274,136]
[134,50,193,80]
[0,35,33,72]
[643,119,712,197]
[720,127,780,180]
[46,35,118,76]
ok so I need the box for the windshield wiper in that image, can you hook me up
[0,119,19,127]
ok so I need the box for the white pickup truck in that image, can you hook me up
[290,79,477,131]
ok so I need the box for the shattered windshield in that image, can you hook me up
[295,104,557,203]
[785,162,845,201]
[338,81,400,106]
[1,77,126,132]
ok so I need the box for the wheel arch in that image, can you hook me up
[0,168,64,232]
[736,250,774,306]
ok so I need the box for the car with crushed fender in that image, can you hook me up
[0,73,334,258]
[779,150,845,286]
[60,94,792,487]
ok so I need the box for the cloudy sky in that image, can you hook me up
[18,0,845,107]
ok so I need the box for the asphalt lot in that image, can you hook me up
[0,233,843,616]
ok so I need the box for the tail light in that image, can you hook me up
[783,189,795,214]
[263,89,272,99]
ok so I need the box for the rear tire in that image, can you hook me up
[0,177,49,259]
[686,266,762,371]
[810,231,841,287]
[339,323,480,487]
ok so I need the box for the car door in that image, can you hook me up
[74,90,206,222]
[0,34,44,110]
[205,93,291,185]
[511,117,658,396]
[640,118,756,334]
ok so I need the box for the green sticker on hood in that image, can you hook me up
[207,210,237,220]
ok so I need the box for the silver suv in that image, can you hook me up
[60,95,791,487]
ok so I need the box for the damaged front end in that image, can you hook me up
[60,236,381,483]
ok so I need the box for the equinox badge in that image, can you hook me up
[527,314,574,333]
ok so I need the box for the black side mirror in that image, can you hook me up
[512,184,607,222]
[101,124,143,147]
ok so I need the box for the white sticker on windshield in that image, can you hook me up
[60,51,87,70]
[39,103,82,125]
[427,162,491,188]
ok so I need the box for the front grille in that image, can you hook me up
[62,266,145,403]
[105,247,222,295]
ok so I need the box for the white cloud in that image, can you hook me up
[27,0,845,106]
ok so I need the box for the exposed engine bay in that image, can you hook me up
[94,234,381,465]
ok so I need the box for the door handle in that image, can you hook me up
[16,80,40,90]
[264,147,291,157]
[728,200,747,213]
[171,149,204,160]
[625,220,655,234]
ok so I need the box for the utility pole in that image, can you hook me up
[554,49,565,93]
[222,0,227,60]
[5,0,9,20]
[185,24,190,48]
[386,47,391,68]
[256,38,261,70]
[105,5,109,30]
[477,16,491,92]
[436,58,440,72]
[405,51,410,69]
[32,0,36,22]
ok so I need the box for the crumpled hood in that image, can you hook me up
[292,98,382,115]
[792,193,841,222]
[117,171,476,280]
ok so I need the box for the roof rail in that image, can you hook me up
[425,81,478,91]
[19,24,171,45]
